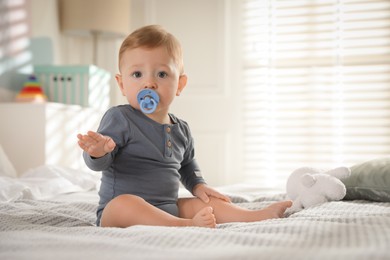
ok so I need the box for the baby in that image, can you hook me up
[77,25,292,228]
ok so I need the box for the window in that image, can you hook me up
[242,0,390,188]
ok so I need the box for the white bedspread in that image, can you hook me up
[0,193,389,260]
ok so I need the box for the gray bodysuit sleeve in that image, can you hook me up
[179,158,206,193]
[83,152,114,171]
[178,124,206,192]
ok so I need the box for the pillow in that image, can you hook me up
[342,157,390,202]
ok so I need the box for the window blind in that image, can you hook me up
[242,0,390,188]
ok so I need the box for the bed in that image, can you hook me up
[1,159,390,259]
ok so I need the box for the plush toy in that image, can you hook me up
[286,166,351,213]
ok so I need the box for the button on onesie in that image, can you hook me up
[165,125,173,157]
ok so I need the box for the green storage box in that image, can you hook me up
[34,65,111,110]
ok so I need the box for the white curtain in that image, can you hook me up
[242,0,390,188]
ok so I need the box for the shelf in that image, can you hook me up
[0,102,103,175]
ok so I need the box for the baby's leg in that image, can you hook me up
[100,194,216,228]
[178,197,292,224]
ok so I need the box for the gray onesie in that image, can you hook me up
[83,105,206,225]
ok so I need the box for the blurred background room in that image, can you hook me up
[0,0,389,191]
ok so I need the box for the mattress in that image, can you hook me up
[1,191,389,260]
[0,163,389,260]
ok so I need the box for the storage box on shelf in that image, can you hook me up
[34,65,110,110]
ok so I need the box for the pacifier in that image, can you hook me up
[137,89,160,114]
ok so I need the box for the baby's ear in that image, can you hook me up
[115,74,126,96]
[176,74,188,96]
[301,174,316,188]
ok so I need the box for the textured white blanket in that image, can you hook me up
[0,194,389,260]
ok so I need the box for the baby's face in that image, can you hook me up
[116,46,185,116]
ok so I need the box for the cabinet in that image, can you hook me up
[0,103,103,175]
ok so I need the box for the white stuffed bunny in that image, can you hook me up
[286,166,351,213]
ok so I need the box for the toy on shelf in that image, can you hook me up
[16,75,47,103]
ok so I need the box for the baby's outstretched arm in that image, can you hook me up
[77,131,116,158]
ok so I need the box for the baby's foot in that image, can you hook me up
[259,200,293,220]
[192,206,216,228]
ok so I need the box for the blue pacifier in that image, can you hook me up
[137,89,160,114]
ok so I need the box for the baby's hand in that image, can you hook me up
[193,184,231,204]
[77,131,116,158]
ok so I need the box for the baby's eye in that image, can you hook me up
[158,71,168,78]
[132,71,142,78]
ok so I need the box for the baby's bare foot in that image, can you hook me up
[259,200,293,220]
[192,206,216,228]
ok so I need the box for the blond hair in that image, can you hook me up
[118,25,184,74]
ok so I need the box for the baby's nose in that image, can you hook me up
[144,79,157,89]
